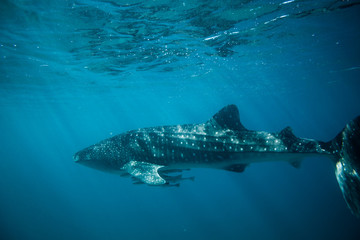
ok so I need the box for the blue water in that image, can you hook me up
[1,0,360,239]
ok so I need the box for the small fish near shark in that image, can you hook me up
[74,104,360,217]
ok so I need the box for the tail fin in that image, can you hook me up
[331,116,360,217]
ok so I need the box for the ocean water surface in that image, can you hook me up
[1,0,360,239]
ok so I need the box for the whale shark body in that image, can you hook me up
[74,105,360,217]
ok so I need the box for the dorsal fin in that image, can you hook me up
[278,126,298,151]
[279,126,296,139]
[207,105,246,131]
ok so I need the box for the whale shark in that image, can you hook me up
[74,104,360,217]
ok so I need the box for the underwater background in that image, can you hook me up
[1,0,360,239]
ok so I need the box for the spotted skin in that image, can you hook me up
[74,105,332,185]
[74,108,360,217]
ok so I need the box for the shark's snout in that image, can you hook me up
[73,153,80,162]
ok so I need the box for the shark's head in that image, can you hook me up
[74,136,126,172]
[73,145,96,164]
[73,145,109,171]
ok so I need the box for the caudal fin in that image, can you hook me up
[331,116,360,217]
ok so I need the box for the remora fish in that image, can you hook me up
[74,105,360,217]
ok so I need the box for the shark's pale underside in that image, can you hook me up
[74,105,360,217]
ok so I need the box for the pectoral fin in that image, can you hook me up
[122,161,166,185]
